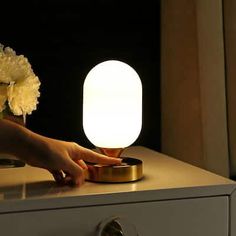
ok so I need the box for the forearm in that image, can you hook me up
[0,119,36,160]
[0,119,72,169]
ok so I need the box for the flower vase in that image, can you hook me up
[0,113,26,168]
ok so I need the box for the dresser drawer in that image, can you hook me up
[0,196,228,236]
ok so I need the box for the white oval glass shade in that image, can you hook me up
[83,60,142,148]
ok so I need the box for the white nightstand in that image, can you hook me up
[0,146,235,236]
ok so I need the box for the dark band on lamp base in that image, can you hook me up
[85,157,143,183]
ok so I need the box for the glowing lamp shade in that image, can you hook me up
[83,60,142,149]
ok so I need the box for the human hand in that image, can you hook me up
[25,136,122,187]
[0,119,122,187]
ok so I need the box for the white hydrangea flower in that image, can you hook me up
[0,44,40,116]
[0,85,7,112]
[7,75,40,115]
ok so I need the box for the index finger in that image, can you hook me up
[79,148,122,165]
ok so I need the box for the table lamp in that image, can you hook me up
[83,60,143,182]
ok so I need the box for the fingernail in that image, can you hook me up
[115,158,122,163]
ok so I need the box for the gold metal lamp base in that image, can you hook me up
[85,148,143,183]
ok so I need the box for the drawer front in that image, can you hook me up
[0,196,228,236]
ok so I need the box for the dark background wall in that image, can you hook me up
[1,0,160,150]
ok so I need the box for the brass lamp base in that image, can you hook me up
[85,157,143,183]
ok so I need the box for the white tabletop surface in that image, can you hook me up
[0,146,235,213]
